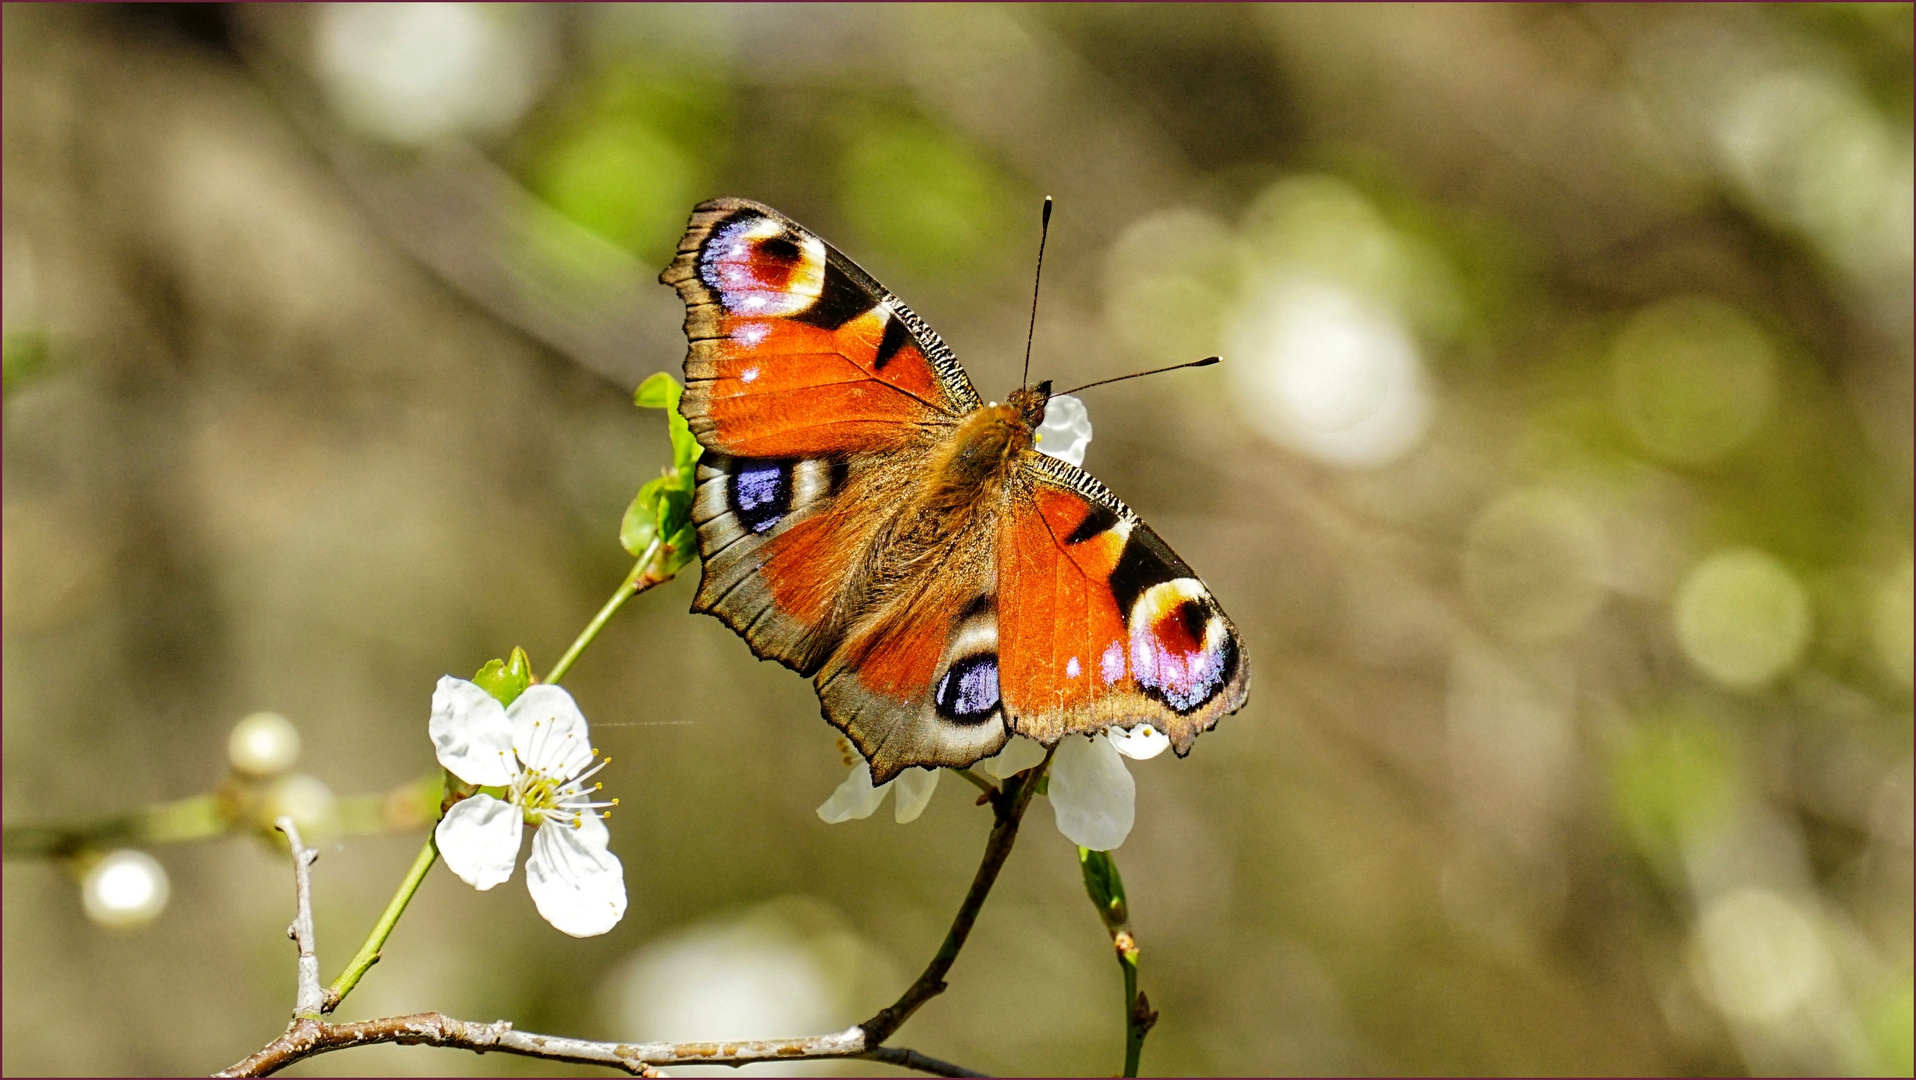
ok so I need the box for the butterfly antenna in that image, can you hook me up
[1057,356,1221,397]
[1021,196,1053,391]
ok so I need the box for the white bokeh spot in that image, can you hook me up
[1228,276,1431,468]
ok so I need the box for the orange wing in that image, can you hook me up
[661,198,981,459]
[813,561,1012,782]
[669,199,982,677]
[997,453,1249,755]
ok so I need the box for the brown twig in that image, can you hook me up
[215,1014,984,1078]
[274,818,325,1020]
[859,748,1056,1045]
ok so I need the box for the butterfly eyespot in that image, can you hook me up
[729,460,793,534]
[699,215,827,317]
[758,236,802,263]
[1128,580,1234,714]
[934,654,1001,724]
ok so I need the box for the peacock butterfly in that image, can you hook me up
[660,198,1248,783]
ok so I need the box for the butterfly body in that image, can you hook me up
[663,198,1247,782]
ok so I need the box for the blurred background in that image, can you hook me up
[3,3,1910,1076]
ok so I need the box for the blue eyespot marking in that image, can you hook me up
[729,460,791,534]
[934,654,1000,724]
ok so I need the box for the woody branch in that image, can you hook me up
[222,799,1013,1078]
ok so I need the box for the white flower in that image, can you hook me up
[429,676,627,937]
[1034,393,1093,467]
[989,724,1166,850]
[817,719,1170,851]
[1047,734,1133,850]
[817,742,941,824]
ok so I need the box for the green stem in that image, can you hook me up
[1121,947,1147,1077]
[2,793,228,858]
[543,539,663,686]
[4,772,444,861]
[1080,846,1154,1076]
[323,833,438,1013]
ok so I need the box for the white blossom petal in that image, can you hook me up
[526,814,626,937]
[436,793,523,890]
[1108,723,1171,760]
[509,684,595,780]
[1049,734,1135,850]
[817,761,890,823]
[891,768,940,823]
[1034,394,1093,467]
[429,676,517,787]
[982,735,1048,779]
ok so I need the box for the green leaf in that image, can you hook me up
[636,371,703,476]
[620,476,669,556]
[1078,846,1129,928]
[659,522,698,576]
[657,485,694,537]
[670,410,701,473]
[472,648,534,707]
[634,372,682,410]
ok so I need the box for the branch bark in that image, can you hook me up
[274,818,325,1020]
[216,1014,984,1077]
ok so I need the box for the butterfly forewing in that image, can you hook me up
[662,197,982,460]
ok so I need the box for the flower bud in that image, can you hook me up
[228,712,301,777]
[82,850,170,927]
[472,647,534,707]
[1078,846,1130,929]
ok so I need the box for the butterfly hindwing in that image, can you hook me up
[997,453,1248,754]
[662,198,982,460]
[815,564,1012,782]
